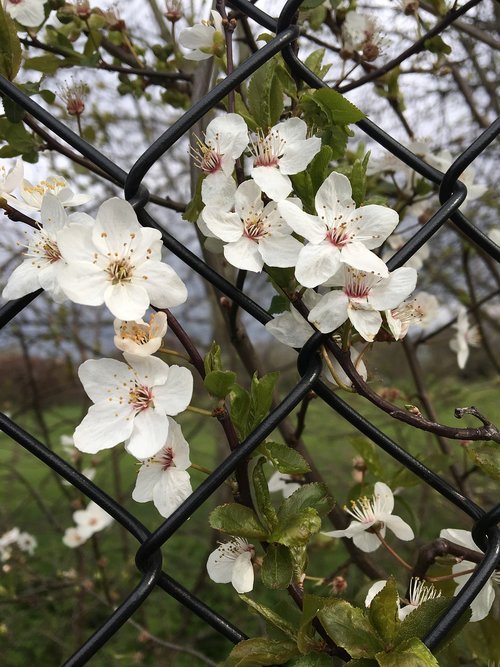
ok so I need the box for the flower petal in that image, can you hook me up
[73,402,134,454]
[132,463,163,502]
[202,208,243,242]
[278,200,325,243]
[384,515,415,541]
[126,409,169,459]
[348,305,382,341]
[232,551,255,593]
[224,237,264,272]
[295,243,341,288]
[259,235,302,268]
[369,267,417,311]
[154,366,193,416]
[104,282,150,320]
[340,242,389,277]
[78,357,132,403]
[308,290,349,333]
[350,205,399,249]
[152,469,193,518]
[140,261,188,309]
[251,166,292,201]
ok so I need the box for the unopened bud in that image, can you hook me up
[330,575,348,594]
[76,0,91,19]
[164,0,182,23]
[362,43,379,62]
[403,0,419,14]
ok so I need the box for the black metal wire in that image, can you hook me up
[0,0,498,663]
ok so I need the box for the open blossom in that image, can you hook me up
[3,0,45,27]
[5,176,92,211]
[365,578,441,620]
[57,197,187,320]
[179,10,225,61]
[194,114,248,202]
[207,537,255,593]
[74,354,193,459]
[308,265,417,341]
[2,194,93,303]
[449,307,480,369]
[113,312,168,357]
[250,118,321,201]
[342,12,386,60]
[202,180,302,272]
[132,418,192,518]
[279,171,399,287]
[0,158,23,197]
[440,528,499,622]
[386,291,439,340]
[73,501,113,534]
[323,482,414,552]
[62,526,93,548]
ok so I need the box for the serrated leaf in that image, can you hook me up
[301,88,365,126]
[278,483,334,521]
[204,341,223,374]
[319,600,384,658]
[394,597,451,645]
[304,48,331,81]
[229,384,251,439]
[250,457,278,531]
[0,7,21,81]
[247,58,284,128]
[270,506,321,547]
[289,653,333,666]
[248,371,279,433]
[368,577,400,647]
[376,637,439,666]
[220,637,298,666]
[465,442,500,481]
[261,544,293,589]
[23,55,66,74]
[209,503,268,540]
[204,370,236,398]
[259,441,311,474]
[240,596,298,640]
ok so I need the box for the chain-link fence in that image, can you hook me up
[0,0,499,665]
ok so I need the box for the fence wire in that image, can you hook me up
[0,0,499,664]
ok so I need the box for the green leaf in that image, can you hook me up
[395,597,451,645]
[1,95,25,123]
[350,152,371,206]
[318,600,384,658]
[250,457,278,531]
[465,441,500,480]
[23,54,67,74]
[248,372,279,433]
[182,172,204,222]
[204,370,236,398]
[247,58,284,129]
[268,294,290,315]
[278,483,334,521]
[289,653,333,666]
[348,661,378,667]
[0,7,21,81]
[259,441,310,475]
[368,577,400,647]
[424,35,452,55]
[261,544,293,589]
[0,119,37,155]
[220,637,298,666]
[209,503,268,540]
[270,506,321,547]
[229,384,251,439]
[204,341,223,374]
[376,637,439,666]
[304,48,331,81]
[240,596,298,640]
[299,0,325,9]
[351,438,385,480]
[297,594,330,653]
[301,88,365,126]
[290,171,315,213]
[308,145,333,195]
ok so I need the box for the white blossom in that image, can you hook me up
[386,291,439,340]
[365,578,441,620]
[207,537,255,593]
[265,289,322,349]
[0,158,23,197]
[74,354,193,459]
[449,307,480,369]
[3,0,45,27]
[250,118,321,201]
[132,418,192,518]
[2,193,92,303]
[178,10,225,61]
[73,500,113,535]
[0,527,20,561]
[62,525,94,548]
[57,197,187,320]
[113,311,168,357]
[440,528,499,622]
[342,12,387,60]
[308,265,417,341]
[323,482,414,552]
[202,179,302,272]
[5,176,92,211]
[268,471,303,498]
[16,531,37,555]
[279,171,399,287]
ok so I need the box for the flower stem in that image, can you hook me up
[426,566,476,583]
[190,463,213,475]
[187,405,213,417]
[375,530,413,571]
[159,346,191,362]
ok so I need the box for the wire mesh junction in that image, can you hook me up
[0,0,499,664]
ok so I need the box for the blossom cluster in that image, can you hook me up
[62,501,113,548]
[1,162,195,525]
[0,526,37,562]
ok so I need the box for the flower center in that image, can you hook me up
[191,135,223,174]
[129,384,154,412]
[159,446,175,470]
[120,322,150,345]
[251,129,285,168]
[42,238,62,263]
[244,215,266,241]
[325,224,350,248]
[344,269,372,300]
[346,496,377,524]
[107,258,134,284]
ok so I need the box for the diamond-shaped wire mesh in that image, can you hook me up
[0,0,499,665]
